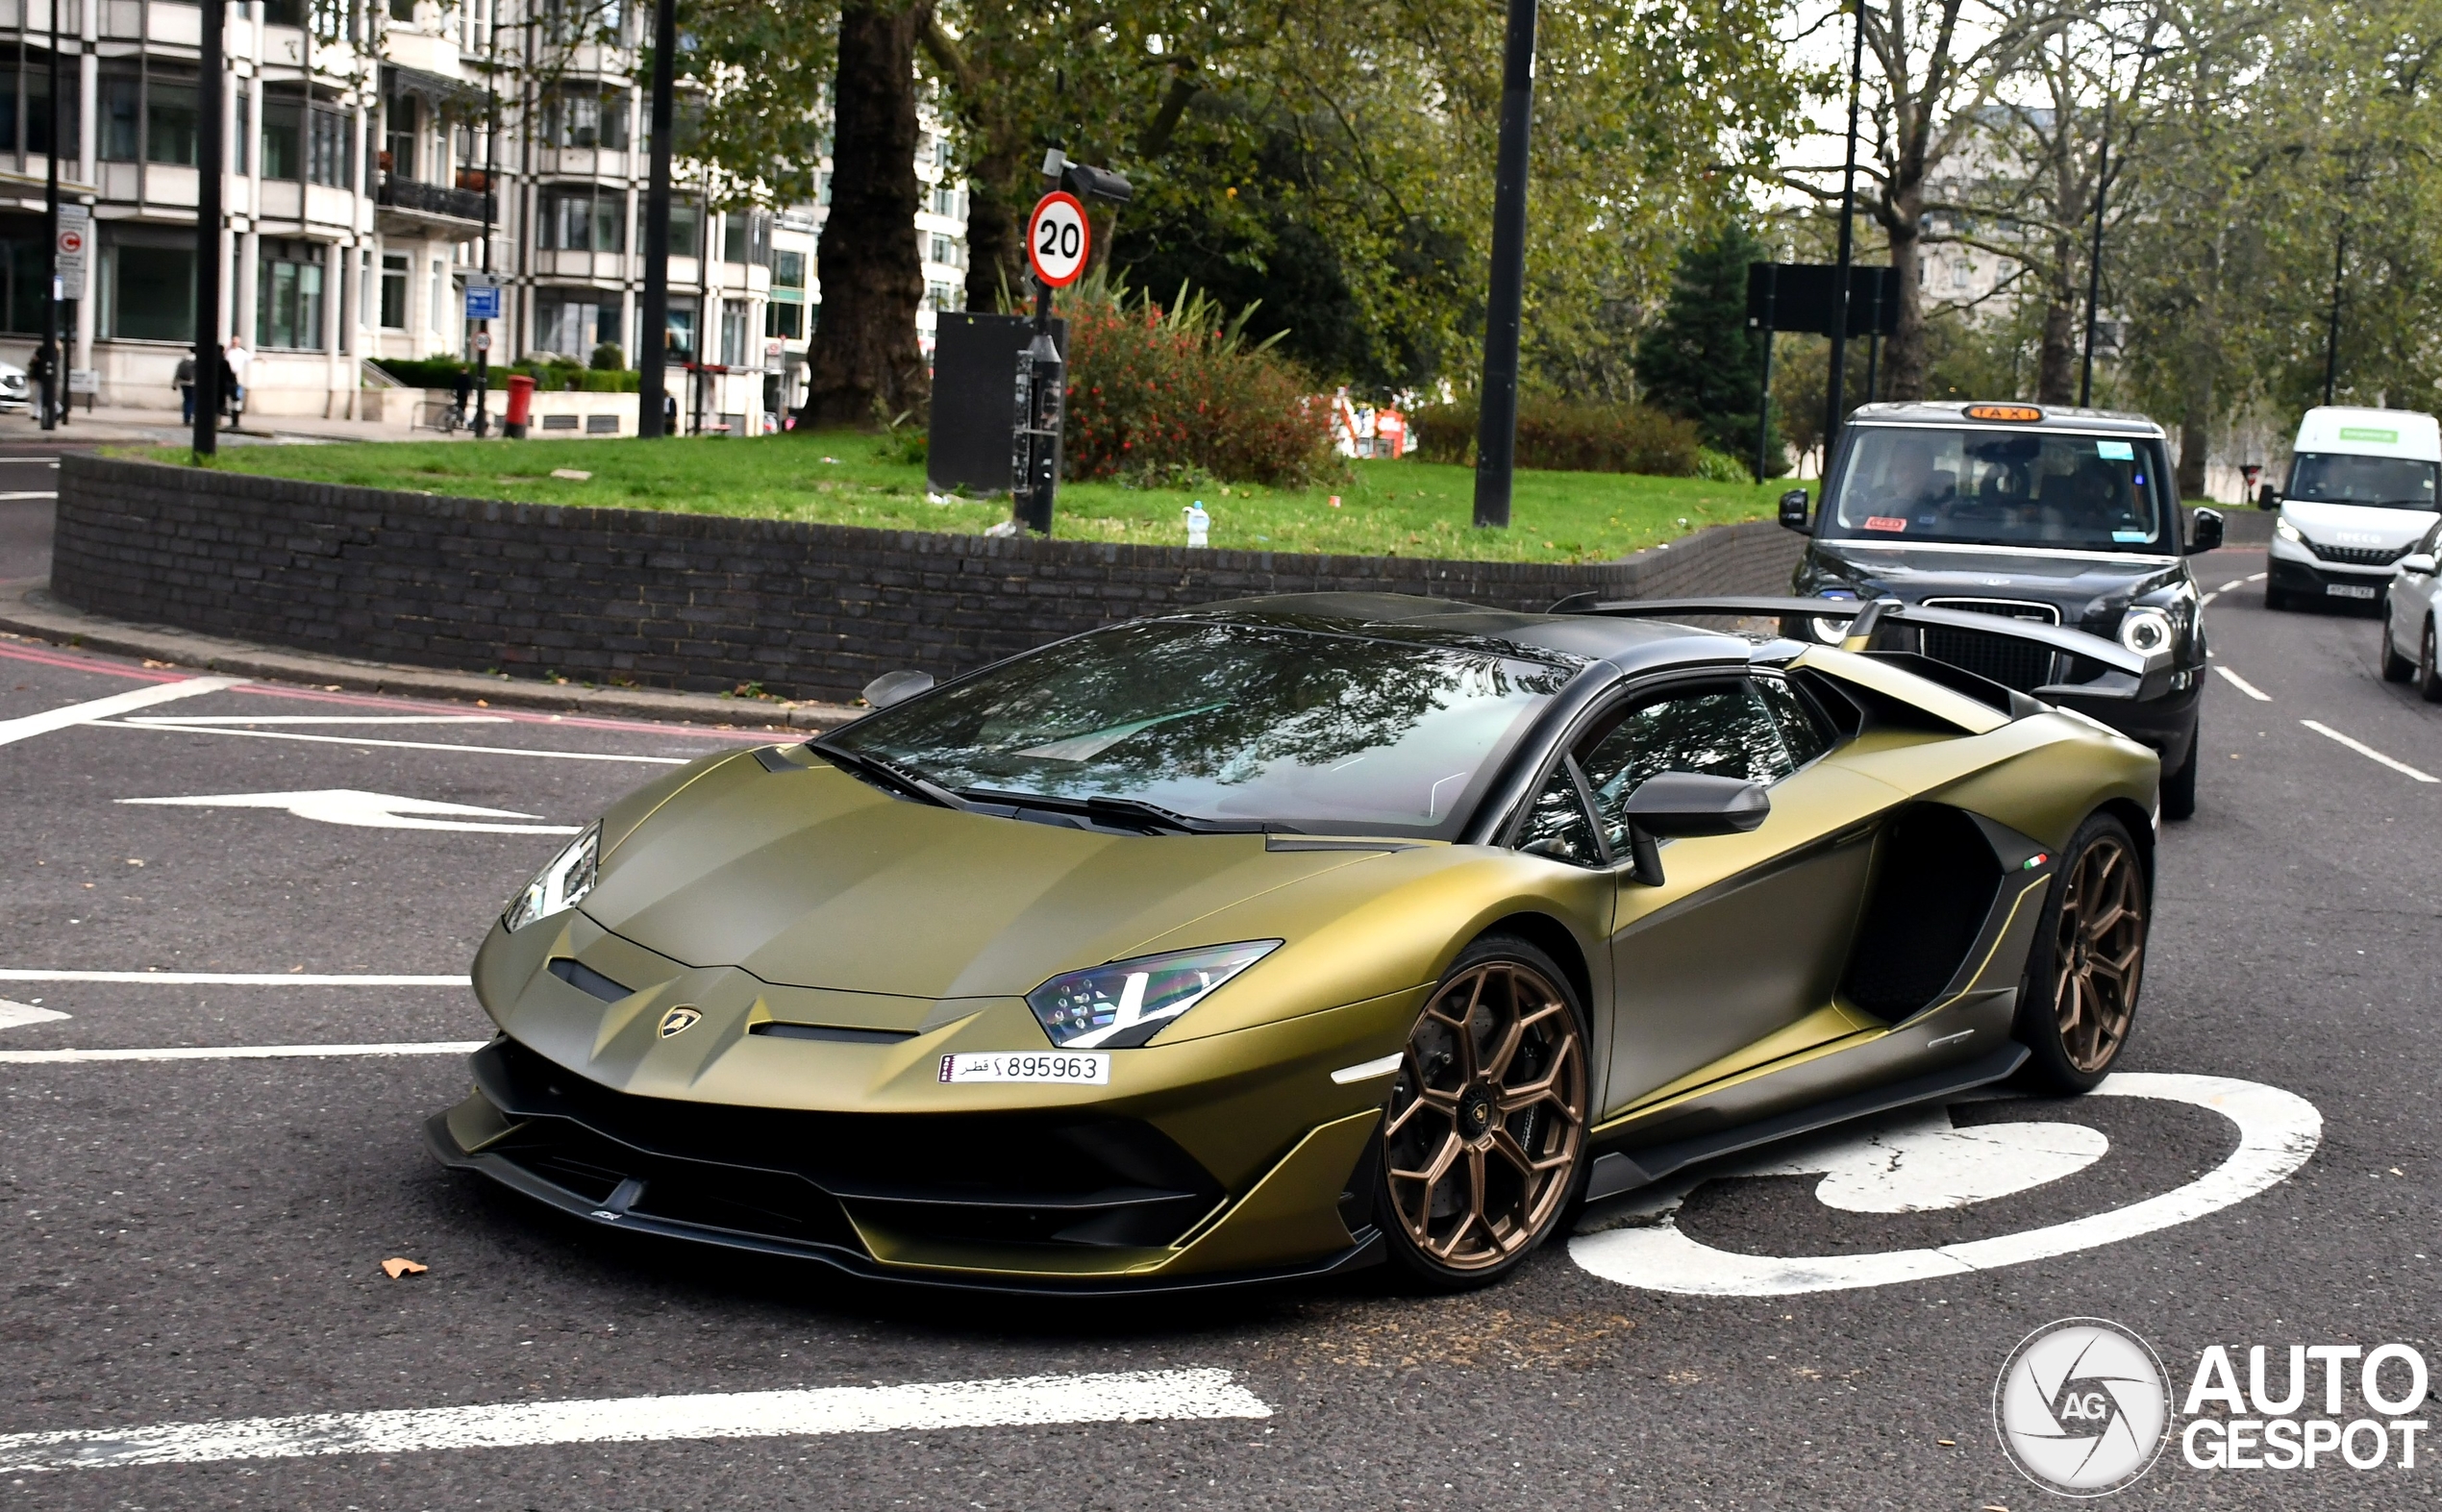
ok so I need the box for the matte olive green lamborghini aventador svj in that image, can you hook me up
[429,591,2168,1293]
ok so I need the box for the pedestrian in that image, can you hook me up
[175,350,197,424]
[222,337,251,427]
[28,344,54,424]
[449,364,473,430]
[217,350,238,429]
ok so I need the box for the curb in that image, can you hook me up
[0,578,860,731]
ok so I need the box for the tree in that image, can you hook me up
[1634,221,1777,457]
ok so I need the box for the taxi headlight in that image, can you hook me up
[503,822,600,932]
[2118,607,2174,656]
[1027,941,1282,1049]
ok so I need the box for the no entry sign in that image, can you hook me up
[1026,191,1089,288]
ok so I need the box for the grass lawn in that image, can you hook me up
[135,431,1796,565]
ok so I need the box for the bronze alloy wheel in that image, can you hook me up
[1382,954,1586,1276]
[2050,830,2147,1074]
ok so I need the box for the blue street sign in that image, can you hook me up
[464,285,502,321]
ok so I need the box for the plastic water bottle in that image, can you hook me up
[1184,502,1209,548]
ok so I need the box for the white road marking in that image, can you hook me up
[97,721,690,764]
[2219,579,2248,591]
[2212,665,2272,701]
[0,678,244,749]
[0,1368,1274,1471]
[2200,590,2219,607]
[1331,1052,1404,1085]
[2301,720,2439,782]
[0,489,57,500]
[0,1000,69,1029]
[118,788,583,834]
[116,714,511,727]
[1570,1073,2321,1296]
[0,1040,488,1065]
[0,970,465,986]
[1730,1113,2109,1213]
[2247,572,2266,582]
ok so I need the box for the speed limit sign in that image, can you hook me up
[1026,191,1090,288]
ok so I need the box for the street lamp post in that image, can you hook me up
[1822,0,1866,462]
[1469,0,1537,531]
[192,0,223,454]
[39,0,62,434]
[637,0,678,438]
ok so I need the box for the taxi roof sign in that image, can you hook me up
[1963,404,2045,423]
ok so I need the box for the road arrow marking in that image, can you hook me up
[0,1000,69,1029]
[116,789,584,833]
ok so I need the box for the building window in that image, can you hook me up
[262,87,303,180]
[0,48,81,158]
[147,68,199,164]
[257,238,327,351]
[380,252,408,328]
[773,249,805,289]
[389,0,415,20]
[662,294,696,361]
[764,301,801,340]
[308,101,352,187]
[262,0,305,23]
[235,87,249,174]
[0,212,45,334]
[534,287,615,360]
[666,199,701,259]
[97,225,194,340]
[384,95,414,179]
[931,185,960,218]
[926,281,957,312]
[98,69,137,161]
[542,84,628,150]
[538,185,624,252]
[719,301,748,366]
[432,259,447,330]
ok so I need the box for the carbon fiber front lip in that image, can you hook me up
[424,1110,1387,1297]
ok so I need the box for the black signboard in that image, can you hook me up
[1746,262,1898,338]
[927,311,1068,497]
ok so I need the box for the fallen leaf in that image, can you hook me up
[380,1257,428,1279]
[1937,1438,1956,1446]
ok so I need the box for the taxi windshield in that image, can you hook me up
[1825,427,2171,552]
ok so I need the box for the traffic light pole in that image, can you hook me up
[1470,0,1537,531]
[192,0,222,454]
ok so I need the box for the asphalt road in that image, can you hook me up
[0,457,63,582]
[1,545,2435,1509]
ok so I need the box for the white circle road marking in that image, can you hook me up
[1568,1073,2321,1296]
[117,788,583,833]
[1732,1113,2110,1214]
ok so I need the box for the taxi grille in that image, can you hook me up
[1918,598,2061,692]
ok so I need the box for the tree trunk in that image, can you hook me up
[802,0,930,429]
[1883,207,1926,401]
[2177,363,2213,497]
[961,141,1025,312]
[2035,235,2080,406]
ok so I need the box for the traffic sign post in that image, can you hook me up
[1009,159,1128,535]
[55,205,87,302]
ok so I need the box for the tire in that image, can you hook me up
[2382,615,2417,682]
[1376,934,1589,1291]
[2420,620,2442,705]
[2013,813,2150,1095]
[2160,724,2199,822]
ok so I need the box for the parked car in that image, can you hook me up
[2263,406,2441,611]
[2380,517,2442,699]
[433,592,2161,1295]
[1778,401,2219,819]
[0,359,27,413]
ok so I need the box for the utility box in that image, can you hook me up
[928,310,1065,497]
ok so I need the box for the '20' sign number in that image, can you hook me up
[1026,191,1090,288]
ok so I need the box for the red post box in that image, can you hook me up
[504,373,536,438]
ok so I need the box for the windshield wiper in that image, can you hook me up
[810,741,979,813]
[959,788,1292,835]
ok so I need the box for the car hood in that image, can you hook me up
[1801,539,2188,626]
[577,754,1385,1001]
[2280,499,2439,550]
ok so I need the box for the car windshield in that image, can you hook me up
[827,619,1577,837]
[2284,452,2439,509]
[1825,426,2171,552]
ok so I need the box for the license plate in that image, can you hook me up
[938,1052,1109,1085]
[2326,583,2378,599]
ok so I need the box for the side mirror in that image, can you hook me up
[2256,484,2280,511]
[860,669,935,708]
[1618,772,1771,885]
[1778,488,1812,534]
[2402,553,2437,577]
[2187,508,2224,554]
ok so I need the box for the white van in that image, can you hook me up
[2264,406,2442,609]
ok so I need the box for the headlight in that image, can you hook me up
[503,821,600,931]
[2118,607,2174,656]
[1811,593,1857,643]
[2275,517,2303,544]
[1026,940,1282,1049]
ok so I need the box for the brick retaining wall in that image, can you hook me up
[52,457,1806,704]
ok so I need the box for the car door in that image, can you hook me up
[1571,674,1895,1116]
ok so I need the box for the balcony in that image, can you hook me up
[375,172,490,236]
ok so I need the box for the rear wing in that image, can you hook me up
[1548,594,2175,704]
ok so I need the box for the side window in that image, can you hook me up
[1514,757,1606,866]
[1754,675,1835,768]
[1578,681,1794,853]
